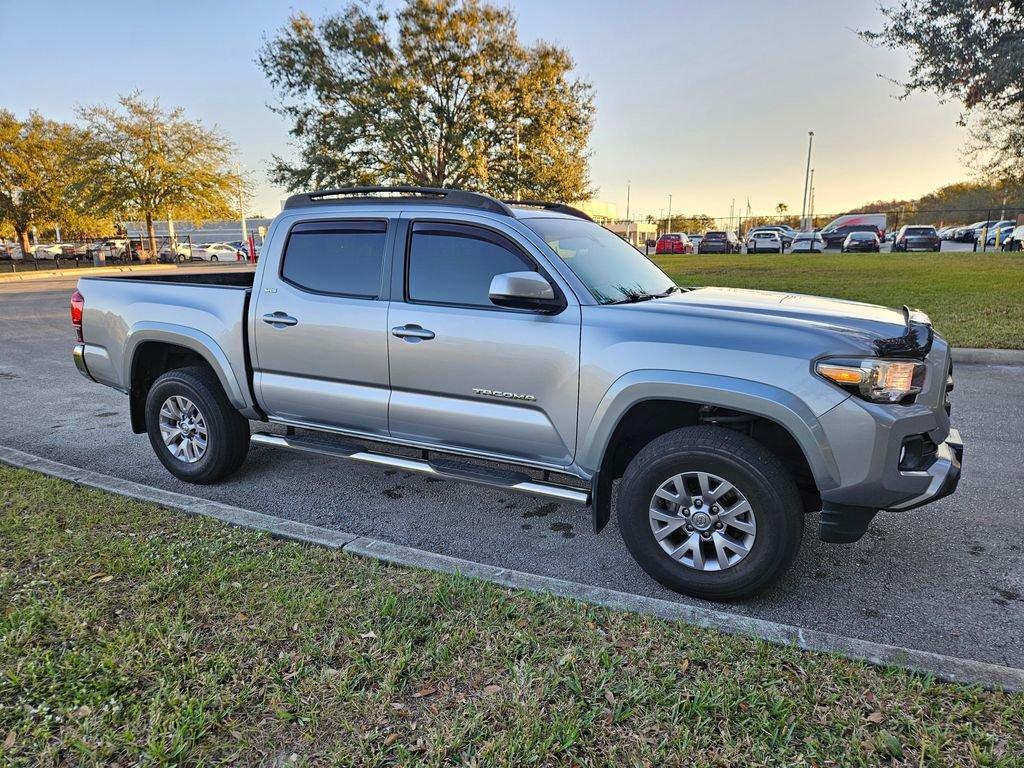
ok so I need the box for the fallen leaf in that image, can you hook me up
[97,575,114,584]
[679,659,690,673]
[3,730,15,749]
[71,705,92,718]
[866,711,885,724]
[604,689,616,705]
[412,686,437,698]
[483,684,502,695]
[360,631,378,639]
[383,733,398,747]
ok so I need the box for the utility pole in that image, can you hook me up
[667,194,673,234]
[626,180,631,243]
[236,164,248,244]
[800,131,815,231]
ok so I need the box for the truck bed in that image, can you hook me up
[84,269,255,288]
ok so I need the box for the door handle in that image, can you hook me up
[262,312,298,328]
[391,324,435,341]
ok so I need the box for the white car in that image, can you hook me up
[789,233,826,253]
[158,242,194,263]
[189,242,242,262]
[746,231,783,253]
[33,243,64,258]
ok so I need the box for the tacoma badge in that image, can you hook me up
[472,388,536,402]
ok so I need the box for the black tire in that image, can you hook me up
[145,365,250,484]
[210,255,218,262]
[616,425,803,601]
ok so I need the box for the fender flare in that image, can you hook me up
[580,370,843,532]
[124,322,251,413]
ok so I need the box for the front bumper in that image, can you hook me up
[816,341,962,542]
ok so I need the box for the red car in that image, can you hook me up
[655,233,693,254]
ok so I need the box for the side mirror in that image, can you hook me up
[488,271,562,313]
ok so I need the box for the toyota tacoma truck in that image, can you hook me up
[70,187,962,600]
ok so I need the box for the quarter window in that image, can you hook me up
[407,222,535,308]
[281,220,387,297]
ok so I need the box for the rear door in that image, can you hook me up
[386,214,581,466]
[252,216,393,435]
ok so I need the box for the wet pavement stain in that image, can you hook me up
[549,522,575,539]
[524,502,560,519]
[382,486,404,499]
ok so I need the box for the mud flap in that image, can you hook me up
[591,471,613,534]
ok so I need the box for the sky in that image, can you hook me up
[1,0,971,222]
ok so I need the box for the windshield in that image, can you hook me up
[523,217,675,305]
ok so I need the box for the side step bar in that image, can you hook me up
[250,432,590,505]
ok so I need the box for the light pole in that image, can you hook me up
[667,194,672,235]
[800,131,814,231]
[807,168,814,229]
[625,180,631,243]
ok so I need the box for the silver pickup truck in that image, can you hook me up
[71,187,962,600]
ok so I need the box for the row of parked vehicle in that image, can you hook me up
[0,238,261,263]
[655,224,883,255]
[156,241,256,263]
[939,220,1023,248]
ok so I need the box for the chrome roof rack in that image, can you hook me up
[283,186,514,216]
[502,200,594,222]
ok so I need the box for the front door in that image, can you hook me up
[387,218,581,466]
[252,218,392,435]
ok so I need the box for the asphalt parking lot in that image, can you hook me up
[1,273,1022,669]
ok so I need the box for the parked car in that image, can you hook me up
[70,186,961,601]
[789,233,825,253]
[33,243,64,259]
[841,231,881,252]
[984,222,1016,247]
[158,242,193,263]
[655,233,693,254]
[0,242,25,260]
[822,224,883,249]
[956,220,1001,243]
[820,214,887,247]
[748,226,796,248]
[687,233,703,250]
[698,230,741,254]
[1003,224,1024,251]
[746,230,783,253]
[189,242,242,262]
[893,225,941,252]
[229,240,261,260]
[936,226,958,241]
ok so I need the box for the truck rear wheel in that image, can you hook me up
[145,365,250,484]
[617,425,803,601]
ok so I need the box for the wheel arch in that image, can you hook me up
[581,371,842,533]
[125,325,250,433]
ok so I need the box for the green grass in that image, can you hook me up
[653,251,1024,349]
[2,466,1022,767]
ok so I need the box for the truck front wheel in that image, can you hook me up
[145,366,250,484]
[617,425,803,601]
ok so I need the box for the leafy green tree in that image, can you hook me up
[76,93,246,256]
[862,1,1024,182]
[258,0,594,201]
[0,111,80,257]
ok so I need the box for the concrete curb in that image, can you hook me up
[1,444,1022,693]
[954,348,1024,366]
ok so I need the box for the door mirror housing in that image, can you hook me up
[488,271,563,313]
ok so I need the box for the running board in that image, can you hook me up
[250,432,589,505]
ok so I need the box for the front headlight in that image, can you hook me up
[815,358,926,403]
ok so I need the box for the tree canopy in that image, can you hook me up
[0,111,82,255]
[258,0,594,201]
[862,1,1024,182]
[76,93,246,253]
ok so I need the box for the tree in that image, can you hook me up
[0,111,80,257]
[258,0,594,201]
[861,1,1024,182]
[775,202,788,215]
[77,93,246,256]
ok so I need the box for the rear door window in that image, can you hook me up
[281,220,387,298]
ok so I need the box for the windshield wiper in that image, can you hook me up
[607,285,678,305]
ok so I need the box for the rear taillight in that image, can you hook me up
[71,289,84,341]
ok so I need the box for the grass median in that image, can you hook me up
[2,465,1022,766]
[653,251,1024,349]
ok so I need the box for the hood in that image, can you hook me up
[623,287,932,356]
